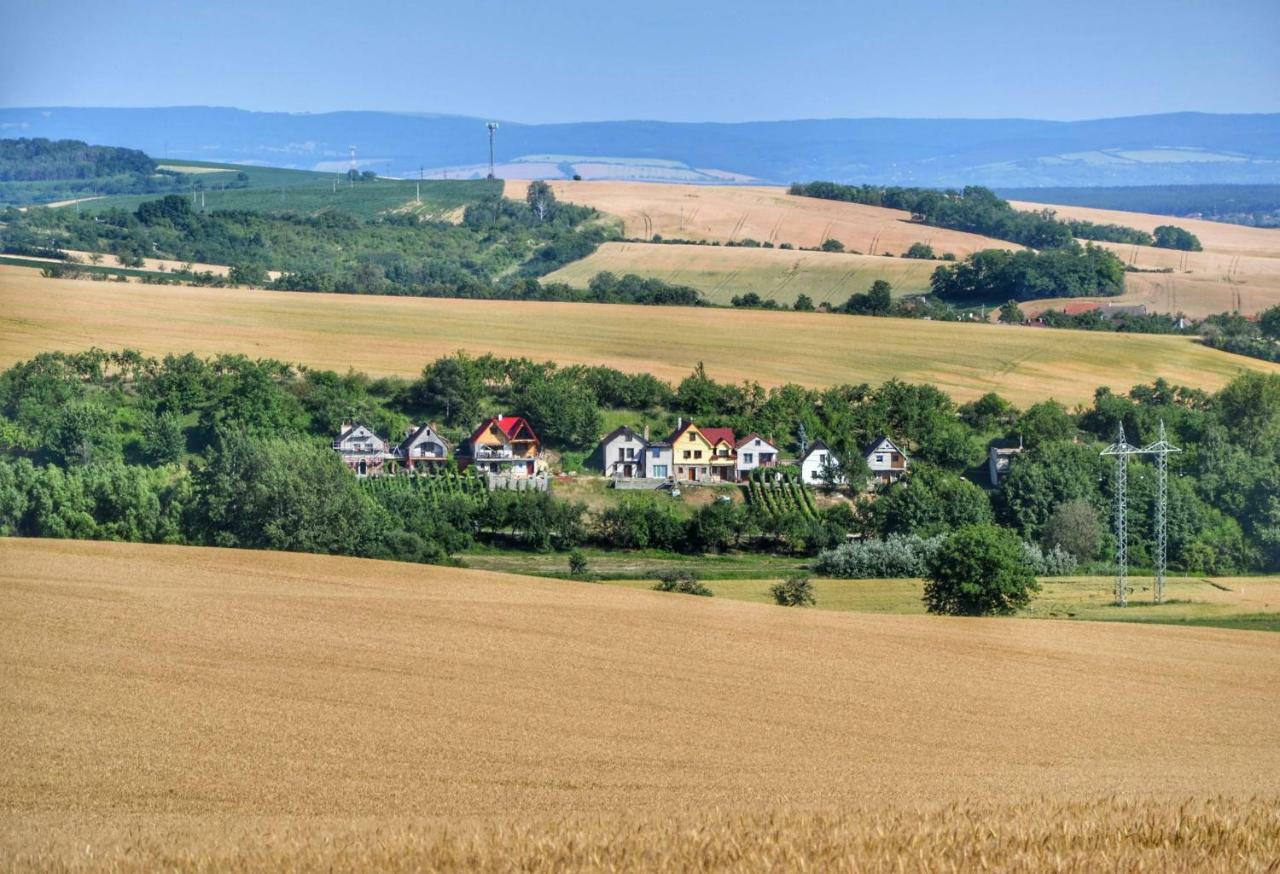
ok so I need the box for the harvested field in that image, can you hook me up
[2,538,1278,870]
[509,181,1280,316]
[1009,200,1280,258]
[3,265,1276,406]
[544,241,937,305]
[506,180,1010,257]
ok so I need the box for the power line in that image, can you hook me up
[1141,420,1181,604]
[1100,423,1140,607]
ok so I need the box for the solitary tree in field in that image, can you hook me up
[999,300,1025,324]
[526,180,556,222]
[771,574,816,607]
[923,524,1039,616]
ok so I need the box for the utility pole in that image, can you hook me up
[1142,420,1181,604]
[486,122,499,179]
[1101,423,1140,607]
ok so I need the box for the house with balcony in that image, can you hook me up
[463,415,544,477]
[701,427,738,481]
[395,423,450,472]
[596,426,649,478]
[333,420,394,477]
[864,435,908,484]
[735,434,779,479]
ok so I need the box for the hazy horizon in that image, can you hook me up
[2,0,1277,124]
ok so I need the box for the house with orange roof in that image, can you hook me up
[462,414,544,477]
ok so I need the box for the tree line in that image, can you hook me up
[789,181,1201,251]
[2,349,1277,575]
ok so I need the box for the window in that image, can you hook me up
[694,451,703,459]
[743,453,754,464]
[819,453,828,465]
[652,465,667,478]
[683,450,691,460]
[875,454,885,464]
[625,448,635,459]
[688,433,696,442]
[650,447,661,458]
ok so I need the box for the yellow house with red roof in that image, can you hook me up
[669,421,738,482]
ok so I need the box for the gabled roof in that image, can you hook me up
[470,415,539,445]
[800,439,833,463]
[400,423,450,452]
[735,433,777,450]
[336,421,384,444]
[701,427,736,448]
[666,421,707,445]
[600,425,643,445]
[862,434,905,458]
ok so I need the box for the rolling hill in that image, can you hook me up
[5,107,1279,186]
[2,537,1277,869]
[523,180,1280,316]
[3,264,1276,406]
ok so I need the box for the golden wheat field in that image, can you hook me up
[2,538,1279,871]
[507,180,1012,256]
[511,180,1280,316]
[4,265,1276,407]
[544,241,938,305]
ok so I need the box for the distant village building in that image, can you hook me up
[333,421,393,477]
[397,423,450,472]
[735,434,779,479]
[988,444,1024,486]
[598,426,649,479]
[462,415,544,477]
[669,420,717,482]
[863,435,908,484]
[701,427,738,481]
[800,440,843,486]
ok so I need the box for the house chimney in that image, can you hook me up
[643,425,650,442]
[677,417,683,429]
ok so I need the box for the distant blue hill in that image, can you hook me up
[2,107,1278,187]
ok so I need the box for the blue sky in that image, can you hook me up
[2,0,1277,122]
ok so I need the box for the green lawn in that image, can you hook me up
[546,564,1280,631]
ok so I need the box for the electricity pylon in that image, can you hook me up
[1101,424,1140,607]
[1141,420,1181,604]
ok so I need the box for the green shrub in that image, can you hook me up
[770,574,816,607]
[652,569,713,597]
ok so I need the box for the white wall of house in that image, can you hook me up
[335,424,388,454]
[601,432,648,477]
[865,437,908,480]
[736,437,779,477]
[402,426,448,461]
[646,444,672,480]
[801,448,843,485]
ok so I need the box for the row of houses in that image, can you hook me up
[598,420,908,486]
[335,414,909,489]
[334,415,546,478]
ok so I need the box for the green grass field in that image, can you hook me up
[592,572,1280,631]
[66,160,497,219]
[544,241,937,306]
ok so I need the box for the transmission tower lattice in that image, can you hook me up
[486,123,499,179]
[1101,424,1140,607]
[1141,420,1181,604]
